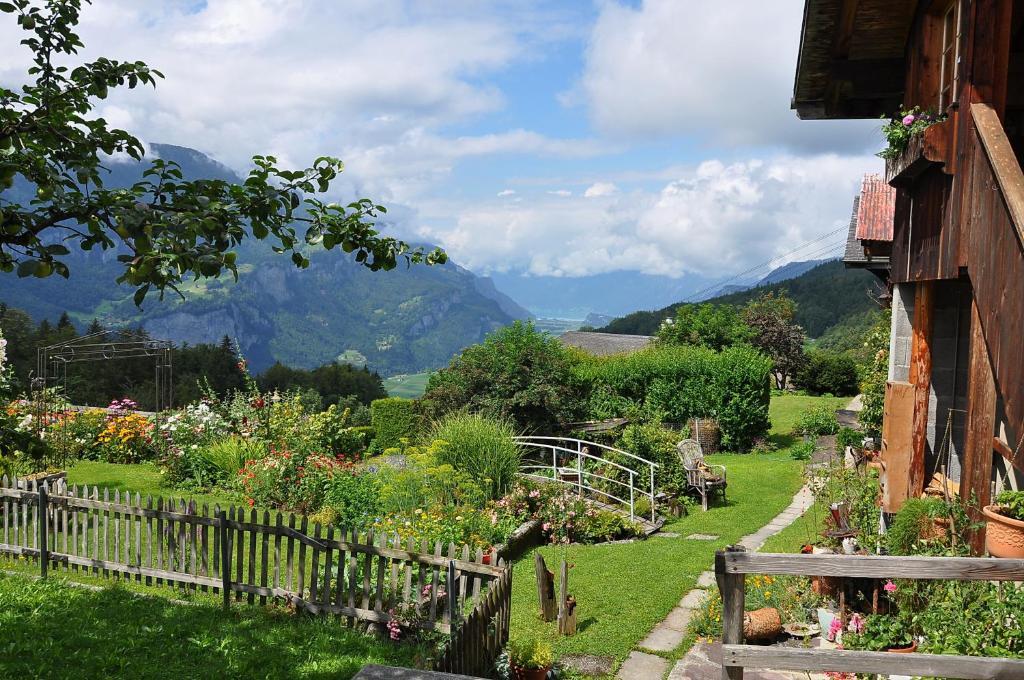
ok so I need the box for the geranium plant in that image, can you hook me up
[877,106,947,160]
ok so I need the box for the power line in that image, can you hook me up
[680,226,849,303]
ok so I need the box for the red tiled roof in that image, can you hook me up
[854,174,895,242]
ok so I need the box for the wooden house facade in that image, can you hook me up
[795,0,1024,551]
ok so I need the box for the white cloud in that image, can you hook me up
[497,189,517,197]
[575,0,878,153]
[422,153,880,277]
[583,182,618,198]
[547,189,572,197]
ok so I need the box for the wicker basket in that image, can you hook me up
[687,417,721,454]
[743,607,782,640]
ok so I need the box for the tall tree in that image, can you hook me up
[657,303,752,351]
[0,0,444,304]
[742,292,806,390]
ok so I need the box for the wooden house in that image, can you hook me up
[794,0,1024,551]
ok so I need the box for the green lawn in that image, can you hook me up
[383,372,431,398]
[766,393,848,447]
[0,572,422,679]
[66,461,241,509]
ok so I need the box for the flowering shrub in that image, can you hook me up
[96,409,157,463]
[497,480,642,544]
[877,106,946,160]
[238,446,350,512]
[372,505,508,552]
[158,402,233,485]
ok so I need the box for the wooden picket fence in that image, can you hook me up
[0,476,511,658]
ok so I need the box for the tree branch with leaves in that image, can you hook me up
[0,0,445,305]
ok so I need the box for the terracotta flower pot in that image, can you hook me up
[511,665,550,680]
[983,505,1024,558]
[887,639,917,653]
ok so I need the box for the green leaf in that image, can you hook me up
[16,259,38,277]
[133,284,150,307]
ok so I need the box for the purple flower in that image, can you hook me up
[902,114,916,126]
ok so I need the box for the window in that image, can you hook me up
[939,0,962,112]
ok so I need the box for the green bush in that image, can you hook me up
[794,350,859,396]
[577,345,771,450]
[420,321,584,431]
[322,470,382,532]
[201,436,265,485]
[370,398,419,449]
[617,422,686,496]
[795,404,839,437]
[430,413,521,500]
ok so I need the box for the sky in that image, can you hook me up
[0,0,885,284]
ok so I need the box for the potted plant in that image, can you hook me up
[983,490,1024,558]
[506,636,554,680]
[844,613,916,653]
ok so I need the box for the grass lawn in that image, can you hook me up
[765,393,848,447]
[66,461,241,510]
[0,572,423,679]
[383,372,431,398]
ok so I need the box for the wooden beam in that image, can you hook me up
[831,0,860,59]
[962,296,996,554]
[908,281,934,499]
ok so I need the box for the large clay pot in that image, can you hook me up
[983,505,1024,558]
[511,666,550,680]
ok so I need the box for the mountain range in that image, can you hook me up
[0,144,529,376]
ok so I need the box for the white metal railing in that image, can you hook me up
[513,436,657,522]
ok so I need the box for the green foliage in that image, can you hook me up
[794,350,859,396]
[429,413,521,500]
[506,636,554,670]
[376,443,487,515]
[421,322,583,432]
[617,422,686,495]
[884,497,974,557]
[789,439,815,461]
[794,404,839,437]
[911,580,1024,657]
[0,1,443,300]
[322,470,382,532]
[835,426,862,451]
[199,436,263,486]
[815,308,883,363]
[858,309,891,435]
[844,612,914,650]
[656,303,751,350]
[370,398,420,449]
[994,490,1024,522]
[807,462,881,545]
[877,106,947,160]
[258,361,386,407]
[575,344,771,450]
[742,292,806,390]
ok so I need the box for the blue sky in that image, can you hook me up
[1,0,885,287]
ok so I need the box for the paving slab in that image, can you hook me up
[685,533,720,541]
[616,651,668,680]
[679,589,706,610]
[639,624,686,652]
[662,606,694,631]
[696,571,716,588]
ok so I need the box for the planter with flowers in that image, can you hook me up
[879,107,950,183]
[503,636,554,680]
[983,490,1024,558]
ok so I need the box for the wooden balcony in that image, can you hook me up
[885,118,953,187]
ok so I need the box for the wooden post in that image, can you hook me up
[908,281,934,499]
[447,560,459,624]
[962,297,997,554]
[533,553,556,622]
[217,509,231,610]
[556,560,576,636]
[37,483,48,579]
[716,546,745,680]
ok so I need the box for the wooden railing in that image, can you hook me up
[1,477,506,637]
[715,546,1024,680]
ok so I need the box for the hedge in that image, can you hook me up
[370,398,419,449]
[573,345,772,450]
[794,350,859,396]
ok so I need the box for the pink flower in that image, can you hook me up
[883,579,897,593]
[902,114,916,126]
[542,522,552,532]
[827,616,843,642]
[847,613,865,634]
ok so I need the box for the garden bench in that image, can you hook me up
[677,438,727,511]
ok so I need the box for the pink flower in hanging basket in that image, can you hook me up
[902,114,916,126]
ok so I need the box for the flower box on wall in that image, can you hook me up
[886,118,953,186]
